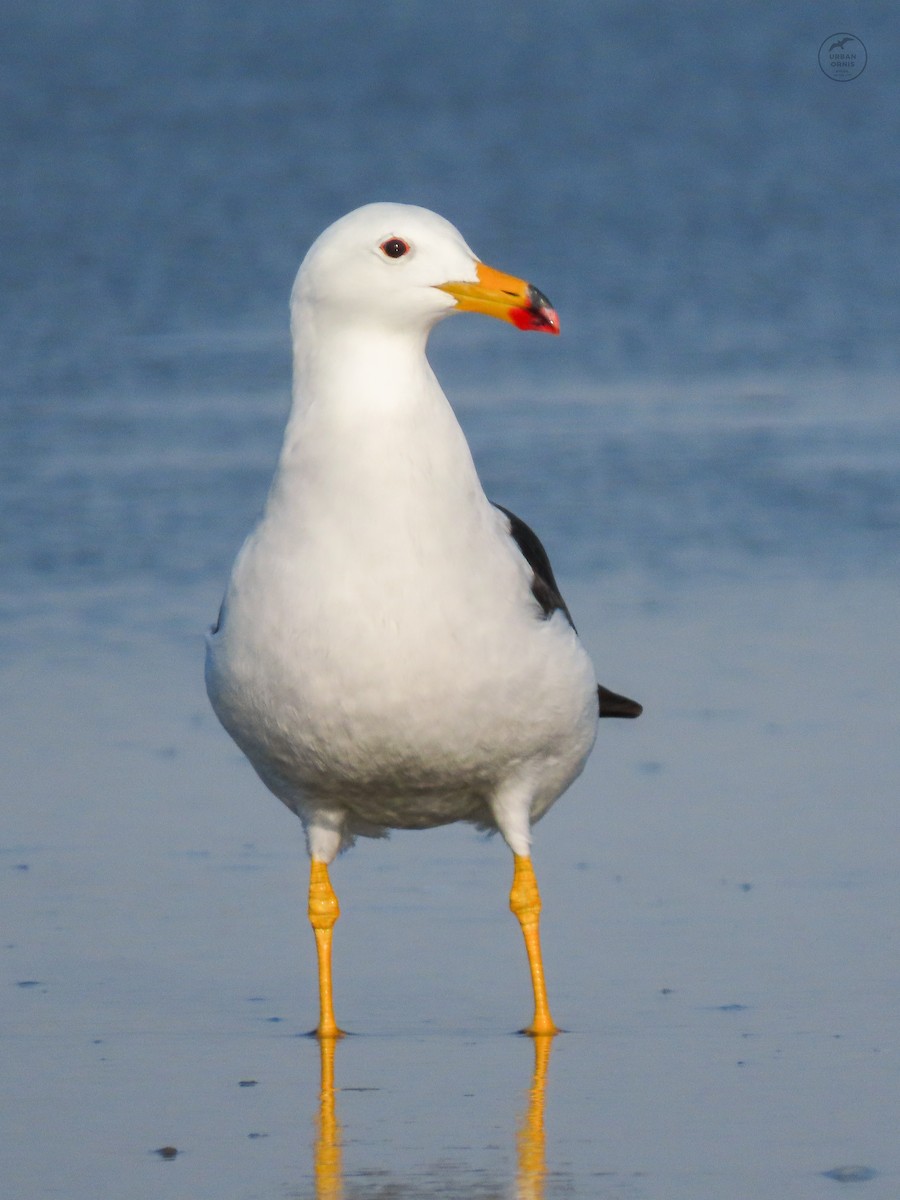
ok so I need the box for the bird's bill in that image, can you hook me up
[437,263,560,334]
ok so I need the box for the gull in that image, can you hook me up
[205,203,641,1037]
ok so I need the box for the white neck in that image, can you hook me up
[262,311,489,550]
[284,312,432,452]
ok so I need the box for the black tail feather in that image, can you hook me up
[598,685,643,719]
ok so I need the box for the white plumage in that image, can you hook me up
[205,203,639,1035]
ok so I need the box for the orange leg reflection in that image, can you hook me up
[310,1032,553,1200]
[314,1036,342,1200]
[516,1033,553,1200]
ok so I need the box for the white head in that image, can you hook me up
[290,202,559,340]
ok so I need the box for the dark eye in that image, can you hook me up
[380,237,410,259]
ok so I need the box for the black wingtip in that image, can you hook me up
[598,684,643,719]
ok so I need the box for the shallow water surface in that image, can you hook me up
[2,4,899,1194]
[3,574,898,1198]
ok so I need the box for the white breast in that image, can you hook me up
[207,394,594,824]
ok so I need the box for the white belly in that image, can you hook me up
[206,520,598,832]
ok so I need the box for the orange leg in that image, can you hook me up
[509,854,559,1036]
[308,860,344,1039]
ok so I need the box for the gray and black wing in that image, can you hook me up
[494,503,574,626]
[494,503,643,720]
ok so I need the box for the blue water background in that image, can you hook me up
[3,8,900,1197]
[1,0,899,639]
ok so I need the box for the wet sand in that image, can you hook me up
[3,575,898,1198]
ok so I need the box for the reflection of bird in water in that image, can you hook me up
[206,203,641,1038]
[313,1039,341,1200]
[516,1036,553,1200]
[829,36,854,50]
[311,1036,555,1200]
